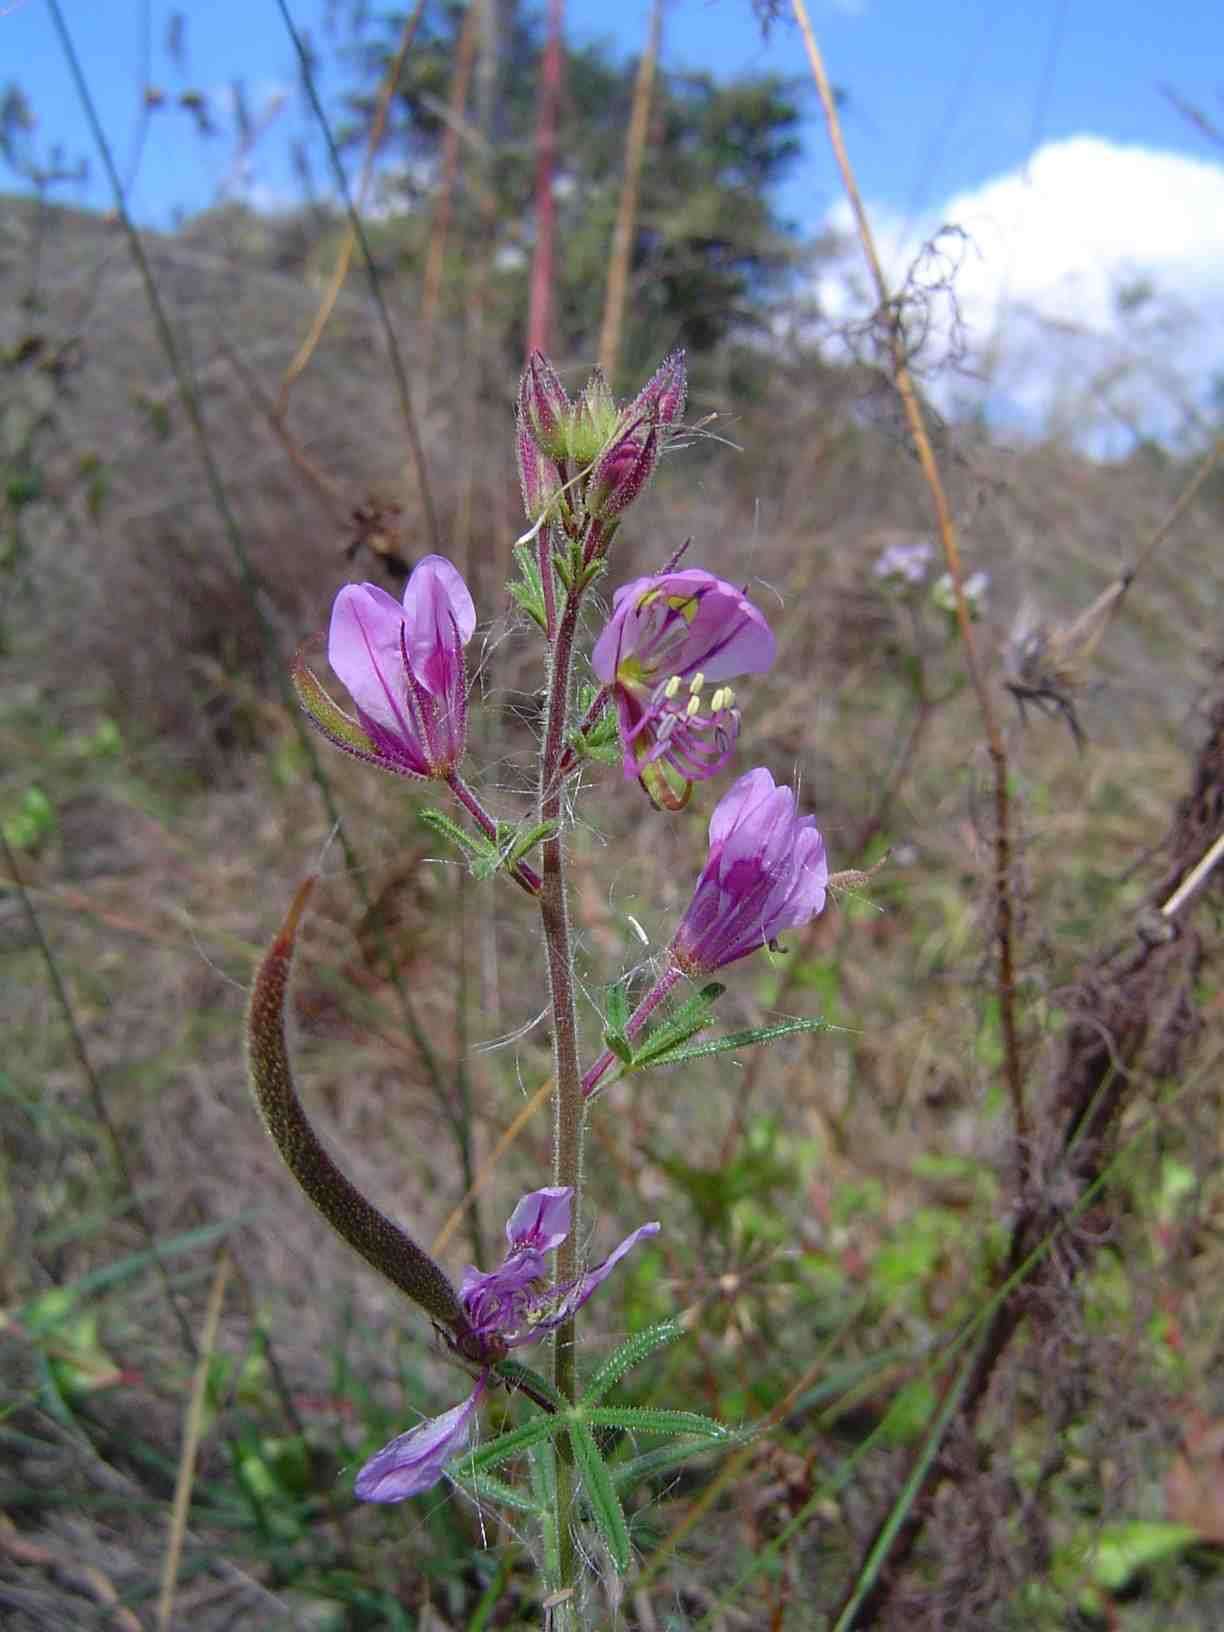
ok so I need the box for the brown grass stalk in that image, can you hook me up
[156,1250,232,1632]
[420,0,482,346]
[596,0,663,382]
[790,0,1026,1156]
[527,0,565,357]
[277,0,428,411]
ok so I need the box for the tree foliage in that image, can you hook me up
[341,3,803,378]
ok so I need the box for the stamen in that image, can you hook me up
[685,693,701,718]
[688,672,705,694]
[663,674,682,700]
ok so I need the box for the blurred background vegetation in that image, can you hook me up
[2,2,1223,1627]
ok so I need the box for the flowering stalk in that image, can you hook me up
[262,347,831,1619]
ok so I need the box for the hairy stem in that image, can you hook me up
[447,771,542,894]
[536,584,588,1595]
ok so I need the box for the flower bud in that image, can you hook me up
[627,348,687,428]
[517,350,572,461]
[584,416,659,522]
[515,416,564,521]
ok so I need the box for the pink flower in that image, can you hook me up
[671,768,828,973]
[591,569,775,809]
[354,1188,659,1504]
[296,555,475,780]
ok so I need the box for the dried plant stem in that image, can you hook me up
[527,0,564,357]
[791,0,1026,1157]
[277,0,441,557]
[597,0,662,381]
[279,0,428,408]
[156,1251,232,1632]
[430,1078,553,1256]
[1132,428,1224,580]
[829,688,1223,1627]
[420,0,481,344]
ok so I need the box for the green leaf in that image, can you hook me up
[463,1415,563,1475]
[630,983,724,1068]
[569,1418,630,1573]
[1076,1520,1199,1594]
[508,540,547,631]
[602,981,633,1065]
[641,1016,828,1070]
[494,1358,566,1412]
[503,818,559,866]
[580,1319,684,1408]
[529,1443,561,1586]
[452,1467,540,1515]
[569,695,621,765]
[611,1435,741,1493]
[583,1406,731,1440]
[419,807,501,874]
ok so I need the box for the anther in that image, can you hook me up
[689,672,705,694]
[663,674,682,700]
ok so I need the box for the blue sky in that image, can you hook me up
[6,1,1223,442]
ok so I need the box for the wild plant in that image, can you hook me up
[246,348,838,1621]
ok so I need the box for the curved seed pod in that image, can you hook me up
[246,878,475,1342]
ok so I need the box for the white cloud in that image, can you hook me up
[813,136,1224,449]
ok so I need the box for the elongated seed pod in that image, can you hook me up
[246,878,473,1338]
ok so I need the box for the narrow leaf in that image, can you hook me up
[641,1017,829,1070]
[529,1442,561,1585]
[464,1415,563,1475]
[570,1418,631,1573]
[583,1406,731,1439]
[605,981,630,1035]
[509,541,547,630]
[630,983,725,1068]
[580,1319,684,1408]
[494,1357,566,1412]
[506,819,559,865]
[452,1467,540,1515]
[611,1436,738,1494]
[419,808,501,876]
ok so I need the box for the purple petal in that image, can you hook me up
[354,1383,483,1503]
[401,556,476,697]
[505,1187,573,1252]
[571,1222,660,1314]
[708,768,777,848]
[327,582,414,739]
[673,769,829,972]
[668,580,775,682]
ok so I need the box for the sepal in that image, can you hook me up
[291,646,392,771]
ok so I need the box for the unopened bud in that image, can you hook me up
[584,417,660,522]
[516,417,564,520]
[518,350,571,460]
[628,349,687,428]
